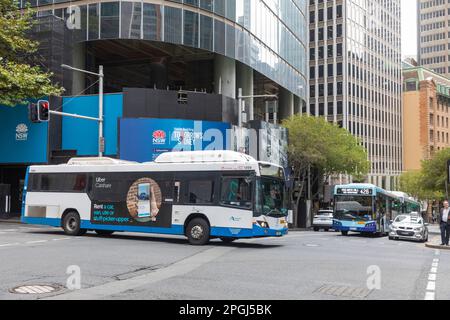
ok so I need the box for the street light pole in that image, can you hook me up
[61,64,105,157]
[98,65,104,158]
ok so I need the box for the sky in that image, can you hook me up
[402,0,418,58]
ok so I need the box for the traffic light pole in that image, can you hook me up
[61,64,105,157]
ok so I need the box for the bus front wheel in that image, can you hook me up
[62,211,86,236]
[186,218,210,246]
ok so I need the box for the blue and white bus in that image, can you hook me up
[332,184,401,236]
[22,151,289,245]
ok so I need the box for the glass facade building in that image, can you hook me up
[309,0,402,189]
[22,0,308,108]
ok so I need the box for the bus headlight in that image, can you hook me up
[257,221,269,229]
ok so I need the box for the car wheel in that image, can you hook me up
[62,211,86,236]
[313,227,319,232]
[186,218,210,246]
[341,231,349,236]
[389,236,394,241]
[324,229,330,232]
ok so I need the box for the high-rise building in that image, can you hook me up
[0,0,309,216]
[309,0,403,190]
[417,0,450,76]
[403,60,450,171]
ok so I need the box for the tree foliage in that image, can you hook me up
[0,0,63,106]
[400,148,450,201]
[282,114,370,179]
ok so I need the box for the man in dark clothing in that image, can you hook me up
[440,200,450,246]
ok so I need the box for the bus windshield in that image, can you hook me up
[334,195,374,222]
[258,177,288,217]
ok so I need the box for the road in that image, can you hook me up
[0,223,448,300]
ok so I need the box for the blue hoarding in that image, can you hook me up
[62,93,123,156]
[119,118,231,162]
[0,104,48,164]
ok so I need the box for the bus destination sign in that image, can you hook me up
[337,188,373,195]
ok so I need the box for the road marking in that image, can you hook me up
[425,292,435,300]
[25,240,48,244]
[0,243,20,247]
[425,255,440,300]
[46,246,236,300]
[52,238,71,241]
[435,249,440,256]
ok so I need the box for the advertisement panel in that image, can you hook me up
[90,172,174,228]
[0,104,48,164]
[119,118,231,162]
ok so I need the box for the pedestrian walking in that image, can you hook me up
[440,200,450,246]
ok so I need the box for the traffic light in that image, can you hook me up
[37,100,50,122]
[28,102,39,123]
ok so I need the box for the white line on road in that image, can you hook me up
[425,254,440,300]
[25,240,48,244]
[0,243,20,247]
[46,246,236,300]
[425,292,435,300]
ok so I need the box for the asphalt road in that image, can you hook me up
[0,223,448,300]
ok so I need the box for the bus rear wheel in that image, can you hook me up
[62,211,86,236]
[95,230,115,236]
[186,218,210,246]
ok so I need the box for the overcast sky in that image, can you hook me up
[402,0,417,58]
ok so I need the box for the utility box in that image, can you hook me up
[0,184,11,216]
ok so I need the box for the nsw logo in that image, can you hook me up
[152,130,167,145]
[15,123,28,141]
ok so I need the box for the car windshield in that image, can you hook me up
[395,215,423,225]
[259,177,288,217]
[334,195,373,221]
[317,211,333,216]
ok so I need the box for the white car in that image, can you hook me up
[313,210,334,232]
[389,213,429,242]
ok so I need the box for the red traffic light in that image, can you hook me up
[37,100,50,122]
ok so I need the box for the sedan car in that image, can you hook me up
[389,213,429,242]
[313,210,334,232]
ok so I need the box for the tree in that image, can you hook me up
[399,170,442,201]
[282,115,370,218]
[420,148,450,199]
[0,0,63,106]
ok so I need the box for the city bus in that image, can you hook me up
[332,184,401,236]
[389,191,422,215]
[21,151,289,245]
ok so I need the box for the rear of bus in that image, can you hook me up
[332,185,378,235]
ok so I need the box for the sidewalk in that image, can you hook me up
[426,234,450,250]
[428,224,441,235]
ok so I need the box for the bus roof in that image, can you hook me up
[28,151,278,175]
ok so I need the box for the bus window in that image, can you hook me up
[188,181,214,204]
[174,181,181,203]
[220,177,252,209]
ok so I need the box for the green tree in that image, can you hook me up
[0,0,63,106]
[420,148,450,199]
[399,170,442,201]
[283,115,370,212]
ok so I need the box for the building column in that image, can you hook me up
[71,42,86,95]
[294,95,302,115]
[278,87,294,121]
[214,54,236,99]
[236,61,254,121]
